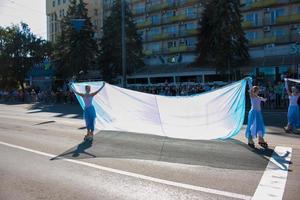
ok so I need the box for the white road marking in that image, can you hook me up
[0,140,251,200]
[252,146,292,200]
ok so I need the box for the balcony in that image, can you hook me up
[165,45,195,54]
[276,14,300,25]
[180,0,199,6]
[291,33,300,41]
[136,20,152,28]
[180,29,199,36]
[249,37,276,46]
[150,34,169,41]
[132,9,145,15]
[244,0,277,10]
[148,2,168,13]
[242,21,254,29]
[143,50,153,56]
[130,0,142,3]
[164,15,187,23]
[248,35,289,46]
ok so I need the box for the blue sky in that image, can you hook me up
[0,0,47,39]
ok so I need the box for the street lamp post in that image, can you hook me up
[121,0,126,87]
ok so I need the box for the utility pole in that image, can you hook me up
[121,0,126,87]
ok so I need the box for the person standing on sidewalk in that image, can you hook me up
[274,82,283,108]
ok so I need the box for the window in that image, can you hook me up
[63,0,66,3]
[271,8,285,24]
[150,43,161,52]
[135,3,145,14]
[151,0,160,6]
[186,7,196,18]
[272,28,287,37]
[184,22,196,30]
[167,0,176,5]
[245,12,258,26]
[149,27,160,36]
[52,1,55,7]
[58,0,61,5]
[168,41,177,48]
[245,31,257,40]
[185,38,197,47]
[298,6,300,14]
[243,0,254,6]
[164,25,178,35]
[165,10,176,18]
[151,15,160,25]
[135,17,145,25]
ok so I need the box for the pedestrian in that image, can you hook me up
[284,79,300,132]
[274,82,282,108]
[246,86,268,148]
[70,84,104,141]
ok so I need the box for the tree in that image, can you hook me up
[0,23,50,90]
[53,0,97,80]
[98,1,144,83]
[195,0,249,79]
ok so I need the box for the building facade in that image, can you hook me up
[46,0,300,85]
[241,0,300,82]
[46,0,103,42]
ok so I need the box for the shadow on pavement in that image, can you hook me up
[51,139,96,160]
[50,131,278,171]
[26,103,83,119]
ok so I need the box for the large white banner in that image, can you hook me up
[72,78,248,140]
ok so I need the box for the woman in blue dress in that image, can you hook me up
[246,86,268,148]
[71,85,103,140]
[284,79,300,132]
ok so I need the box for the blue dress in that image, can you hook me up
[83,95,96,131]
[287,95,300,128]
[246,97,265,139]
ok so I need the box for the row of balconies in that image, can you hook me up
[242,13,300,29]
[143,33,300,55]
[131,0,199,15]
[242,0,300,11]
[248,32,300,46]
[136,14,197,28]
[142,29,198,42]
[143,45,196,56]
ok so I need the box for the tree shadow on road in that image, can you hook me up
[26,102,83,119]
[50,131,274,171]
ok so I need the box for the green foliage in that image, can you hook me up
[0,23,51,89]
[195,0,249,74]
[98,1,144,83]
[53,0,97,80]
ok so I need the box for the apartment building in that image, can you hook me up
[46,0,300,84]
[46,0,103,42]
[241,0,300,82]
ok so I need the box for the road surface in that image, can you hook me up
[0,103,299,200]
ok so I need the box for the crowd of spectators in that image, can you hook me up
[0,78,298,109]
[0,88,77,104]
[127,82,219,96]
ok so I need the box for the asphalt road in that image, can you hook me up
[0,103,299,200]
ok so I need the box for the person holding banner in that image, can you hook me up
[246,86,268,148]
[70,85,103,140]
[284,79,300,132]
